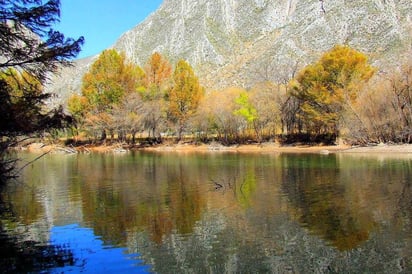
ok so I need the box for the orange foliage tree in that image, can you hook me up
[140,52,172,138]
[143,52,172,96]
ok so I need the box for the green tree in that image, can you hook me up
[291,45,375,135]
[0,0,84,82]
[168,60,204,140]
[234,91,257,125]
[0,0,83,182]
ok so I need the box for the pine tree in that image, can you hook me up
[0,0,83,183]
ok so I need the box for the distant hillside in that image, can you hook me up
[46,0,412,104]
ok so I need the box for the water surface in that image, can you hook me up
[1,151,411,273]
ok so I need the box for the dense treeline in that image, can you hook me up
[68,45,412,146]
[68,49,204,143]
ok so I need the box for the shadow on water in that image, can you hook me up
[0,203,76,273]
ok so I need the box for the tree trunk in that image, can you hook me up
[100,130,107,141]
[131,131,136,144]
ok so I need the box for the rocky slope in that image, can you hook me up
[47,0,412,103]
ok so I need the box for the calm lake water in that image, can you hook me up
[1,151,412,273]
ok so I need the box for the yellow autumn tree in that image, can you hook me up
[67,94,89,137]
[291,45,375,135]
[81,49,144,112]
[168,60,204,140]
[0,68,54,134]
[68,49,144,140]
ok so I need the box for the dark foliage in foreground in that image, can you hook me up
[0,0,83,183]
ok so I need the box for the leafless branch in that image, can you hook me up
[17,149,51,172]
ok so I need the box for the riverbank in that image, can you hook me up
[142,142,412,154]
[18,141,412,155]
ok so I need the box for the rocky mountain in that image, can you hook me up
[47,0,412,103]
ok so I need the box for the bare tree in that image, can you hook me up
[113,92,144,143]
[341,53,412,144]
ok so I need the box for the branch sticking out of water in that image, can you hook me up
[17,150,51,173]
[210,179,223,190]
[319,0,326,13]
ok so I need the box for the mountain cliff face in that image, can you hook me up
[48,0,412,102]
[113,0,411,87]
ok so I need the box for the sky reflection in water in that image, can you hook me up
[49,224,151,273]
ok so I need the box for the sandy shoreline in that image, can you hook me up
[143,143,412,154]
[20,142,412,155]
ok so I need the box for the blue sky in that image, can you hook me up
[56,0,163,59]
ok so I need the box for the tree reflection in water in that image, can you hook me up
[280,154,374,250]
[3,152,412,273]
[76,153,206,245]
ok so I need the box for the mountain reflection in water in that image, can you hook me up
[0,151,411,273]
